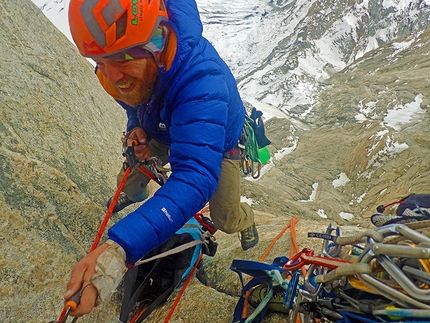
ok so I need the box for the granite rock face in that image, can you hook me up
[247,29,430,226]
[1,0,126,321]
[1,1,430,323]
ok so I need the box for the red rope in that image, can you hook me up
[129,302,150,323]
[89,167,131,252]
[137,165,157,182]
[57,306,68,322]
[57,167,132,323]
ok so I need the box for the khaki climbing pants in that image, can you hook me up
[117,140,254,234]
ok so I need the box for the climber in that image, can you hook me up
[64,0,259,316]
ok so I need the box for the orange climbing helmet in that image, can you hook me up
[69,0,169,58]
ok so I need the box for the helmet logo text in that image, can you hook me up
[131,0,138,25]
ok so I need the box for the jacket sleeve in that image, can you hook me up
[107,59,231,264]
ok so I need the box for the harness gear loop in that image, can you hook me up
[239,117,263,178]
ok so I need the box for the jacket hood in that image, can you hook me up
[164,0,203,71]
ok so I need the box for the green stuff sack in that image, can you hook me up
[258,146,270,165]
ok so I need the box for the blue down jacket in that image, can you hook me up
[107,0,245,263]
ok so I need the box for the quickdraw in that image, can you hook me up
[123,141,170,186]
[231,216,430,323]
[239,118,262,179]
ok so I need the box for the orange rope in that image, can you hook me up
[137,165,156,182]
[159,203,208,322]
[241,217,301,319]
[290,217,306,276]
[259,217,300,263]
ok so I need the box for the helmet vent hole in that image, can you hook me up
[116,12,128,40]
[159,0,166,11]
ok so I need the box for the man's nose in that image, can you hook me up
[104,61,124,83]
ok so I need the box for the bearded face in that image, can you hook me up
[94,57,159,106]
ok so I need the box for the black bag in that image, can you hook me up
[395,193,430,216]
[372,194,430,227]
[376,193,430,216]
[248,107,271,149]
[119,218,216,323]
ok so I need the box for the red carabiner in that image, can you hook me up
[283,247,313,271]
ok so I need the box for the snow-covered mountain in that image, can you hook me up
[28,0,430,221]
[31,0,430,118]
